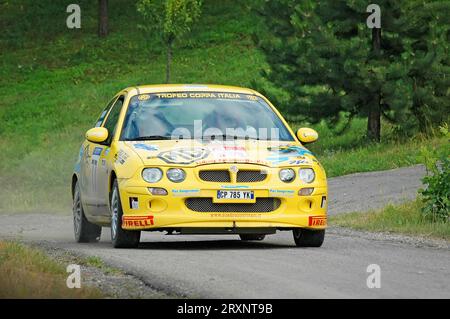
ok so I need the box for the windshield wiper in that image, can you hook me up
[124,135,172,141]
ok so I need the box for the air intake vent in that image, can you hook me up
[185,198,281,213]
[199,170,231,182]
[237,170,267,182]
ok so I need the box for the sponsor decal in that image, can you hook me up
[288,158,312,165]
[83,144,90,164]
[122,215,154,227]
[138,94,151,101]
[172,189,200,196]
[93,147,103,156]
[151,92,248,100]
[74,146,84,172]
[115,150,129,165]
[266,145,315,165]
[104,148,110,156]
[266,155,290,164]
[91,147,103,192]
[158,147,209,164]
[137,92,261,102]
[308,215,327,227]
[220,185,250,189]
[196,158,269,165]
[268,145,314,156]
[269,189,295,197]
[134,143,159,151]
[209,213,262,218]
[209,144,248,161]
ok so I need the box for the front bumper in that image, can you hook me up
[119,186,327,232]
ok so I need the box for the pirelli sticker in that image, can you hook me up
[122,216,154,228]
[309,216,327,227]
[139,92,260,101]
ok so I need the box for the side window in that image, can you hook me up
[95,98,117,127]
[103,96,125,145]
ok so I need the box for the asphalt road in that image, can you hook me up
[1,165,449,298]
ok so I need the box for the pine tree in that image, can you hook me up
[255,0,449,141]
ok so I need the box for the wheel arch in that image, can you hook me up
[71,174,78,199]
[109,170,117,200]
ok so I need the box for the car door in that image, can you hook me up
[93,95,125,216]
[80,97,118,217]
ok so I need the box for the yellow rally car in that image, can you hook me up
[72,85,327,248]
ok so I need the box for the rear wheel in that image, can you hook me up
[110,180,140,248]
[293,229,325,247]
[73,181,101,243]
[239,234,266,241]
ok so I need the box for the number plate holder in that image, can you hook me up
[214,190,256,203]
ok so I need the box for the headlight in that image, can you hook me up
[299,168,315,183]
[279,168,295,183]
[166,168,186,183]
[142,168,163,183]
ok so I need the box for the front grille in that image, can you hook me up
[237,170,267,182]
[199,170,231,182]
[185,198,281,213]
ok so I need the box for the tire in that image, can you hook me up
[293,229,325,247]
[239,234,266,241]
[110,180,140,248]
[73,181,102,243]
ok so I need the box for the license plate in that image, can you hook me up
[216,190,254,201]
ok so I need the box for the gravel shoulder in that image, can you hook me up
[33,242,179,299]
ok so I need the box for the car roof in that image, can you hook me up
[122,84,262,96]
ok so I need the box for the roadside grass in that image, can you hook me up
[330,199,450,240]
[0,0,447,213]
[84,256,122,276]
[318,134,447,177]
[293,119,448,177]
[0,241,102,298]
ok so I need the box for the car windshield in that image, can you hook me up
[121,92,294,141]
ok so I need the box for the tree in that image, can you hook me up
[137,0,202,83]
[98,0,108,37]
[255,0,449,141]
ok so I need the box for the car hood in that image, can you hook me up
[123,139,318,168]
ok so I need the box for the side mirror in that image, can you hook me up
[296,127,318,144]
[86,127,109,143]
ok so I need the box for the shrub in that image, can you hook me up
[419,124,450,222]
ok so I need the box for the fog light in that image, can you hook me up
[298,187,314,196]
[148,187,168,196]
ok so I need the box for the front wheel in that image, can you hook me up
[293,229,325,247]
[239,234,266,241]
[110,180,140,248]
[73,181,102,243]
